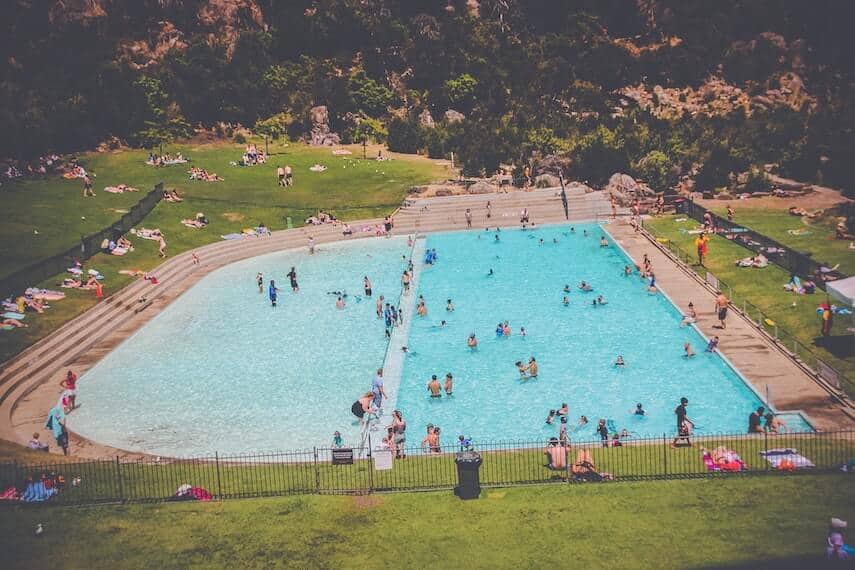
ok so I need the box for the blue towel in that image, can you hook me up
[21,481,57,502]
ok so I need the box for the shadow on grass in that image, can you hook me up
[814,335,855,358]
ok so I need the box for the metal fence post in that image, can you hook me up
[663,433,668,477]
[115,456,124,502]
[215,452,223,500]
[313,447,320,494]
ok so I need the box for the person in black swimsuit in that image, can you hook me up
[286,267,299,292]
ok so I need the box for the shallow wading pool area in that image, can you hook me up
[72,224,812,456]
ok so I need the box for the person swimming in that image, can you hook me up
[634,403,645,416]
[446,299,454,312]
[563,284,571,293]
[614,355,625,366]
[579,281,593,292]
[467,334,478,349]
[596,295,607,305]
[684,342,695,358]
[563,296,569,306]
[578,415,588,426]
[494,234,500,242]
[434,320,447,328]
[520,327,527,337]
[487,268,494,277]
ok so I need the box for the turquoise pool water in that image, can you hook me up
[395,226,810,445]
[72,224,811,456]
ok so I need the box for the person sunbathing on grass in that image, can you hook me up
[571,449,613,480]
[1,318,27,328]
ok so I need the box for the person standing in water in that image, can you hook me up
[256,272,264,293]
[444,373,453,396]
[402,270,411,294]
[268,280,280,307]
[286,267,299,292]
[363,276,372,297]
[376,295,385,318]
[427,375,442,398]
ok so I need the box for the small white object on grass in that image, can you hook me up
[35,523,43,536]
[81,216,86,220]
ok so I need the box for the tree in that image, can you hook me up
[570,125,628,186]
[131,76,192,151]
[635,150,678,193]
[444,74,478,111]
[254,113,291,141]
[349,71,394,117]
[387,117,424,153]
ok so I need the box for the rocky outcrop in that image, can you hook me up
[605,173,656,206]
[535,174,561,188]
[418,109,435,128]
[304,106,341,146]
[467,181,495,194]
[537,154,573,176]
[197,0,266,58]
[48,0,107,26]
[444,109,465,124]
[117,21,187,70]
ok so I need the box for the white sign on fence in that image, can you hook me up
[705,271,719,290]
[373,448,393,470]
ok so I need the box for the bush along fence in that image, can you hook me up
[676,199,848,285]
[640,218,854,396]
[0,183,164,299]
[1,430,852,506]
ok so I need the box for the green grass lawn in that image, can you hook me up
[710,207,855,275]
[0,140,449,362]
[1,475,851,569]
[644,216,854,390]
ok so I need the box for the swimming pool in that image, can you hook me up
[72,224,812,456]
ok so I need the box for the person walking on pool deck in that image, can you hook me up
[45,404,69,456]
[714,291,729,329]
[268,279,279,307]
[465,208,472,228]
[672,397,693,448]
[60,370,78,410]
[402,270,411,294]
[372,368,387,410]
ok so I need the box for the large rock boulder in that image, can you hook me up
[444,109,465,124]
[467,181,494,194]
[418,109,435,128]
[537,154,573,176]
[566,181,595,194]
[535,173,561,188]
[605,173,641,206]
[305,105,341,146]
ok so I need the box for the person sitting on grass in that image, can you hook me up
[571,449,613,481]
[544,437,568,470]
[27,432,48,452]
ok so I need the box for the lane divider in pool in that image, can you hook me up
[359,235,427,453]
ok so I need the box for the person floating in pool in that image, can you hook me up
[446,299,454,312]
[268,279,279,307]
[287,267,299,292]
[435,320,447,328]
[256,272,264,293]
[427,375,442,398]
[614,355,625,367]
[634,403,646,416]
[467,333,478,349]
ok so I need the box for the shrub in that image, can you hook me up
[387,117,424,154]
[233,133,247,144]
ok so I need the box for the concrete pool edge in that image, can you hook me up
[1,191,850,459]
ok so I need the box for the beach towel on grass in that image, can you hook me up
[21,481,57,502]
[760,448,815,469]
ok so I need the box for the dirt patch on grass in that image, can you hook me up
[699,186,850,210]
[221,212,245,222]
[351,495,384,509]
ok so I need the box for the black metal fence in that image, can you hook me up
[1,430,851,506]
[677,200,847,285]
[0,183,164,298]
[640,218,854,395]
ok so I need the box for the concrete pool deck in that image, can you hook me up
[1,187,851,459]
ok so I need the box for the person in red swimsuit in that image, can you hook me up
[60,370,78,410]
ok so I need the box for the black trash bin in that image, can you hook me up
[454,451,482,500]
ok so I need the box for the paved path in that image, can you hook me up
[1,189,850,459]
